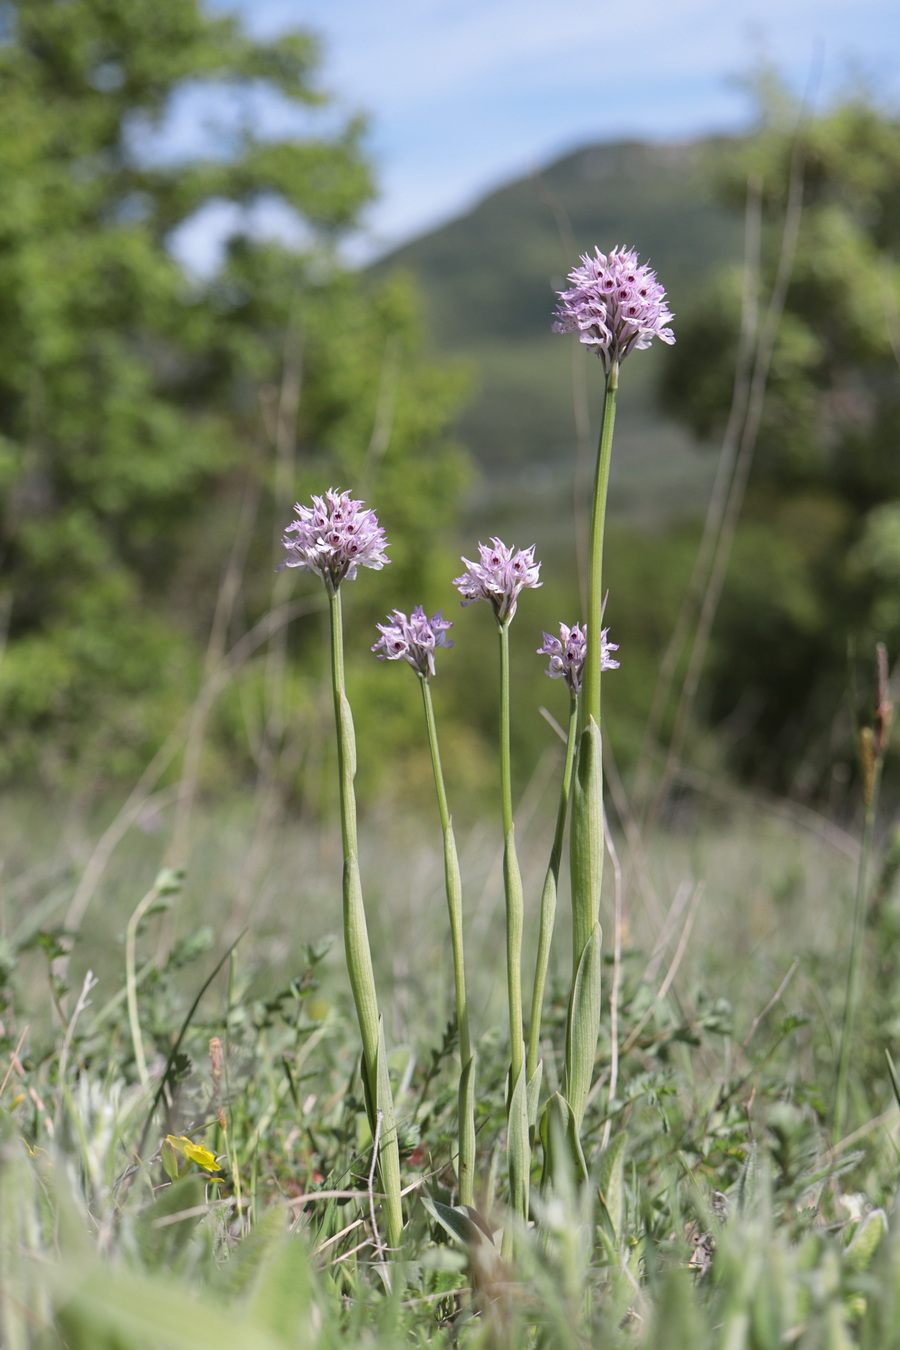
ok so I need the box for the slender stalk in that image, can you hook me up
[327,586,403,1247]
[570,364,617,969]
[601,806,623,1153]
[498,618,530,1227]
[329,589,376,1058]
[420,676,476,1207]
[420,678,469,1064]
[582,362,618,734]
[499,619,525,1086]
[126,883,162,1089]
[527,695,579,1081]
[564,363,617,1139]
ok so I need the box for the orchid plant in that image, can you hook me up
[551,248,674,1151]
[279,247,674,1246]
[280,488,403,1248]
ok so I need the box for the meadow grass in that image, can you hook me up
[2,777,898,1347]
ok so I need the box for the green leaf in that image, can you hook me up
[736,1142,762,1215]
[420,1194,489,1249]
[507,1061,531,1223]
[843,1208,887,1272]
[539,1093,587,1191]
[886,1048,900,1111]
[244,1229,321,1343]
[54,1259,285,1350]
[526,1060,543,1130]
[458,1051,477,1203]
[342,848,379,1075]
[373,1013,404,1249]
[569,720,603,960]
[134,1175,207,1270]
[597,1132,627,1244]
[565,920,602,1131]
[338,689,357,783]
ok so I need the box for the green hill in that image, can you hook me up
[372,138,746,527]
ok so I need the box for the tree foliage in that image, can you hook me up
[0,0,470,786]
[660,96,900,796]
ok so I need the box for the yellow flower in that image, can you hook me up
[162,1134,222,1180]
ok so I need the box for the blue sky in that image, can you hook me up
[170,0,900,270]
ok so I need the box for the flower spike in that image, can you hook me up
[453,537,542,624]
[538,622,618,696]
[281,488,389,591]
[372,606,453,678]
[552,246,674,373]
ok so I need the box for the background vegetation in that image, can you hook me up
[0,0,470,801]
[3,0,899,813]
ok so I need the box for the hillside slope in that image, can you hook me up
[372,139,745,525]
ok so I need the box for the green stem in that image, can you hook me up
[498,618,530,1228]
[499,619,524,1087]
[563,363,617,1141]
[583,362,618,731]
[330,588,355,845]
[125,884,159,1089]
[570,363,617,971]
[527,695,579,1081]
[329,588,377,1065]
[569,364,617,970]
[421,676,476,1207]
[328,586,403,1247]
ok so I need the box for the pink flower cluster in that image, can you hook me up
[453,538,542,624]
[538,622,619,695]
[552,246,675,373]
[372,606,454,678]
[281,488,389,590]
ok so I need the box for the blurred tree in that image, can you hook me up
[659,96,900,799]
[0,0,469,787]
